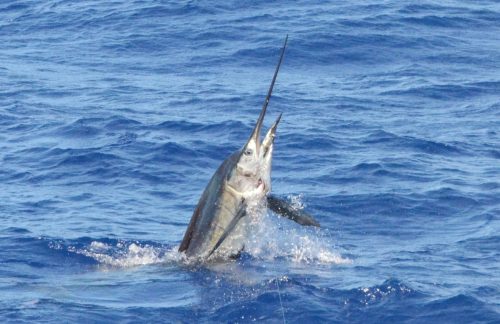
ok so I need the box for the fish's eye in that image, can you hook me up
[244,149,252,156]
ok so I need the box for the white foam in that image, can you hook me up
[288,193,306,210]
[244,198,351,265]
[289,235,351,264]
[89,241,108,249]
[72,241,184,268]
[61,194,349,267]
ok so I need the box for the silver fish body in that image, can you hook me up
[178,151,264,260]
[178,36,288,261]
[178,36,319,262]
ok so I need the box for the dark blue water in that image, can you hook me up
[1,1,499,323]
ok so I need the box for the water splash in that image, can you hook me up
[59,240,186,268]
[287,193,306,210]
[46,194,349,268]
[244,195,351,265]
[245,223,351,265]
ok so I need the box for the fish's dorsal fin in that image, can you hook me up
[267,194,320,227]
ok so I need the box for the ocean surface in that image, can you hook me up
[1,1,499,323]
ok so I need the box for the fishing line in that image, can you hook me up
[275,276,286,324]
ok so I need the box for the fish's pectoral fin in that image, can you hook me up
[267,194,320,227]
[207,202,248,258]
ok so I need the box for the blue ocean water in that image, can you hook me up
[1,0,499,322]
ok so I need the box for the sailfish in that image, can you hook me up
[178,36,319,261]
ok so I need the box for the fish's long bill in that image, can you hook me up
[246,35,288,154]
